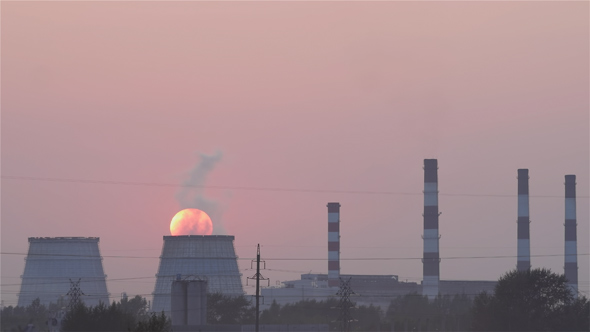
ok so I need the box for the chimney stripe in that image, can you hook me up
[564,223,577,241]
[565,242,577,263]
[328,232,339,242]
[565,198,576,219]
[517,239,530,260]
[517,195,529,217]
[328,242,339,251]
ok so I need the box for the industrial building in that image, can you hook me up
[151,235,243,316]
[261,273,419,309]
[12,161,579,315]
[264,159,500,308]
[18,237,109,307]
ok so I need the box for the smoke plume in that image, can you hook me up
[175,150,226,234]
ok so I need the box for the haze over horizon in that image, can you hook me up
[2,1,588,307]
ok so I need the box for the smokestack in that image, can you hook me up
[327,202,341,288]
[564,175,578,298]
[422,159,439,299]
[517,169,531,272]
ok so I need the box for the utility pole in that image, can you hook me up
[247,244,269,332]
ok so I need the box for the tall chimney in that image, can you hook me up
[422,159,439,299]
[564,175,578,298]
[327,202,341,287]
[517,169,531,272]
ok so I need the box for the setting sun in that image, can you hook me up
[170,208,213,236]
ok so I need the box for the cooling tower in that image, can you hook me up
[517,169,531,272]
[18,237,109,307]
[327,202,341,288]
[422,159,440,299]
[152,235,243,316]
[564,175,578,298]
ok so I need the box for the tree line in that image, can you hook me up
[1,295,169,332]
[2,268,588,331]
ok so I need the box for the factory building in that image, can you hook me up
[261,273,419,310]
[18,237,109,307]
[264,161,590,310]
[151,235,243,316]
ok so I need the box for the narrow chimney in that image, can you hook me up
[517,169,531,272]
[422,159,439,299]
[564,175,578,298]
[327,202,341,287]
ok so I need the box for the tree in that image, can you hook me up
[259,298,382,331]
[471,268,589,331]
[61,301,136,332]
[118,295,149,322]
[0,298,49,332]
[259,300,281,324]
[385,292,473,331]
[61,296,169,332]
[207,293,255,324]
[134,312,171,332]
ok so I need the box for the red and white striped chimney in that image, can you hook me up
[327,202,341,287]
[422,159,439,299]
[564,175,578,298]
[517,169,531,272]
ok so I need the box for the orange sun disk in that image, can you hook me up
[170,208,213,236]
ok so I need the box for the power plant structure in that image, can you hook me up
[327,202,341,288]
[151,235,243,316]
[422,159,440,299]
[12,163,582,312]
[262,162,499,309]
[171,278,207,326]
[517,169,531,272]
[18,237,109,307]
[564,175,578,298]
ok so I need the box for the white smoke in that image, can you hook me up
[175,150,226,235]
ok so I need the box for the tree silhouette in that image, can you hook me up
[471,268,589,331]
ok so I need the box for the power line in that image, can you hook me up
[3,175,586,198]
[1,251,587,261]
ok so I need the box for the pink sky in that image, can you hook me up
[2,1,588,306]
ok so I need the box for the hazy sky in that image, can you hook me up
[2,1,588,306]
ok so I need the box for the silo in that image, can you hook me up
[186,280,207,325]
[170,279,207,326]
[152,235,243,316]
[18,237,109,307]
[170,280,187,325]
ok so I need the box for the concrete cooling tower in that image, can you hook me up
[18,237,109,307]
[151,235,243,315]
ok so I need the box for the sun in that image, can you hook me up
[170,208,213,236]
